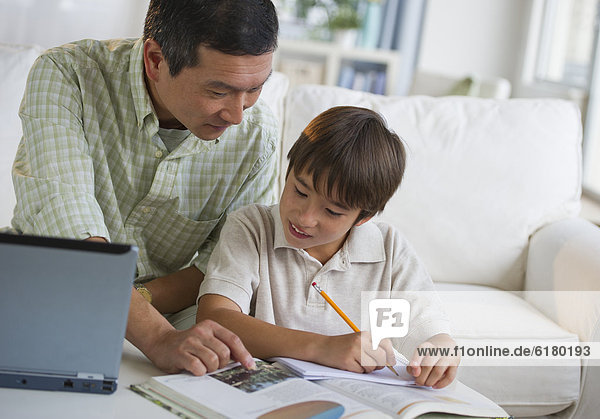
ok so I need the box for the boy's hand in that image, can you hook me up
[407,333,460,389]
[314,332,396,374]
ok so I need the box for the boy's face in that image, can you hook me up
[279,169,370,264]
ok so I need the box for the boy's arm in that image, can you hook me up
[197,294,392,373]
[197,294,322,360]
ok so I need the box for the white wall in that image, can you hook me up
[418,0,532,93]
[0,0,149,48]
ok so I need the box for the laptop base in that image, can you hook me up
[0,371,117,394]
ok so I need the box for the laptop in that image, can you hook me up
[0,233,138,394]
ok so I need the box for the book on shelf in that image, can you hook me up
[338,65,356,90]
[379,0,400,50]
[131,359,509,418]
[341,68,387,95]
[373,71,387,95]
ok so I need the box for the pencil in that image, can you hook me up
[311,282,399,376]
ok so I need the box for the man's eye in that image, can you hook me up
[210,91,226,97]
[294,187,307,197]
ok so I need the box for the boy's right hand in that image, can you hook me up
[312,332,396,373]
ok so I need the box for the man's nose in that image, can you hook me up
[221,94,247,125]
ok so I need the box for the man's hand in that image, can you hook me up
[144,319,256,376]
[407,333,460,388]
[126,283,254,376]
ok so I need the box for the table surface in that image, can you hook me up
[0,341,174,419]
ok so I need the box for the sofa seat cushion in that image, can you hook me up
[281,85,582,290]
[436,282,580,417]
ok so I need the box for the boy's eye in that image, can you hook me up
[294,187,307,198]
[326,208,343,217]
[209,90,226,97]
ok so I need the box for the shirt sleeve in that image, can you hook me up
[192,115,279,274]
[12,52,110,240]
[389,230,453,358]
[197,208,263,313]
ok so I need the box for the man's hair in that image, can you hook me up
[286,106,406,221]
[143,0,278,76]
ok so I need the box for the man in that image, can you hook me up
[12,0,279,375]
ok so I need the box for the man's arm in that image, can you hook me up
[197,294,393,373]
[86,237,254,374]
[127,287,255,375]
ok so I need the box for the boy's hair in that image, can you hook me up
[286,106,406,221]
[143,0,278,77]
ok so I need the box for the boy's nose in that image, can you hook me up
[297,206,318,228]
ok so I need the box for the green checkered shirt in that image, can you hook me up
[12,38,279,280]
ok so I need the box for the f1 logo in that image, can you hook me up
[369,299,410,350]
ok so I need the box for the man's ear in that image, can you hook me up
[354,216,373,227]
[143,39,166,83]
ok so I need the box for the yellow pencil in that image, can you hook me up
[311,282,399,376]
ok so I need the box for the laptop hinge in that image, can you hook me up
[77,372,104,380]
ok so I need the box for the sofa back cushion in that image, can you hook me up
[0,43,43,227]
[259,71,289,136]
[280,85,582,290]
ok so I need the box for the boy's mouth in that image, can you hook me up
[289,222,311,239]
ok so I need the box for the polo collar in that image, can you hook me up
[272,204,295,250]
[344,220,386,263]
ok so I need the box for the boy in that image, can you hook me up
[196,106,459,388]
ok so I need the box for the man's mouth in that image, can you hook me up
[208,124,229,131]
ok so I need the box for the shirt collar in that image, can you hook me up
[128,39,156,130]
[271,204,386,264]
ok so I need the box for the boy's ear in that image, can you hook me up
[354,216,373,227]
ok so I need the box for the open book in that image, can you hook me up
[131,360,509,418]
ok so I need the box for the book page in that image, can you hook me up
[270,356,415,385]
[319,379,508,418]
[148,361,387,418]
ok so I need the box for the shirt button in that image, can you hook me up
[142,207,152,214]
[155,150,163,158]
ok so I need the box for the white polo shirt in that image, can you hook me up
[198,204,451,357]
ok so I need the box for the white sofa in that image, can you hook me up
[3,43,600,418]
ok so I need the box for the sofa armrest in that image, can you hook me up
[526,219,600,419]
[525,217,600,341]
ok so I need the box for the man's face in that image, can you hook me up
[279,168,368,264]
[145,42,273,140]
